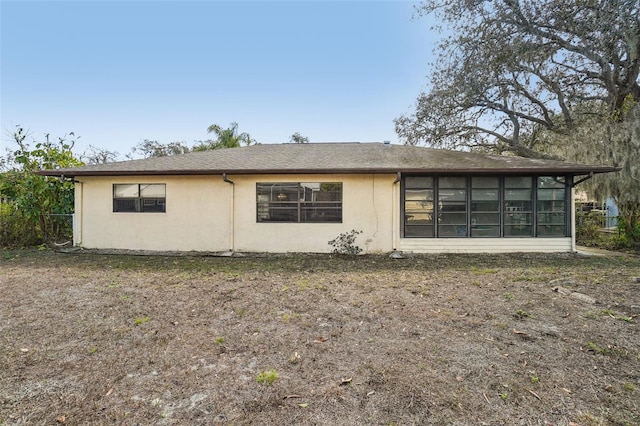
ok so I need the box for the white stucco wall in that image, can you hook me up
[75,176,232,251]
[231,174,396,253]
[74,174,397,253]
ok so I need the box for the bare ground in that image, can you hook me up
[1,250,639,426]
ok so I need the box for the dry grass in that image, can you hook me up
[1,250,639,425]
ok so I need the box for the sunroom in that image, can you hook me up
[402,175,570,239]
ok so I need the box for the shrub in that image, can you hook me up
[328,230,363,255]
[575,211,603,245]
[575,211,629,251]
[256,370,278,385]
[0,202,41,248]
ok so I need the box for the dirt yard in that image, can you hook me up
[1,250,639,425]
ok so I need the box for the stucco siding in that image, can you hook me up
[231,174,396,253]
[76,176,231,251]
[75,173,398,253]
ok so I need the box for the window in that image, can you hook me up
[438,177,467,237]
[402,175,569,238]
[404,177,434,237]
[113,184,166,213]
[471,177,500,237]
[504,177,533,237]
[257,182,342,223]
[537,176,566,236]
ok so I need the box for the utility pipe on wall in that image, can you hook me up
[222,173,235,252]
[76,180,83,246]
[392,172,401,251]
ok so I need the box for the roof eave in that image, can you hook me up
[37,166,620,177]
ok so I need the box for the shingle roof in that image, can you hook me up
[38,142,617,177]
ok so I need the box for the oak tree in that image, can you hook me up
[395,0,640,158]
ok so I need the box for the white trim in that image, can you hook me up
[398,237,572,253]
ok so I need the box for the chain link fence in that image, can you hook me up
[0,202,74,248]
[45,213,74,246]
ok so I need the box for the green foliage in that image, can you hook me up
[328,229,363,255]
[575,211,631,250]
[134,122,256,158]
[0,202,40,247]
[584,341,630,357]
[575,212,605,245]
[256,369,278,385]
[1,127,83,247]
[616,214,640,247]
[202,122,256,150]
[612,94,637,123]
[134,316,151,326]
[587,341,603,353]
[289,132,309,144]
[471,267,498,274]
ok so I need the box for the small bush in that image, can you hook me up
[134,316,150,326]
[575,211,603,245]
[0,204,40,248]
[256,369,278,385]
[575,211,628,251]
[616,215,640,249]
[328,230,363,255]
[0,201,73,248]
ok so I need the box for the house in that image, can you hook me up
[39,142,617,254]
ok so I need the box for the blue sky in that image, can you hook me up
[1,0,438,157]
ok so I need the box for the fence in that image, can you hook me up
[575,212,618,231]
[44,213,74,246]
[0,205,73,247]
